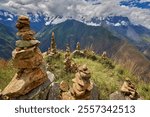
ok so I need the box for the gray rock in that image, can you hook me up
[109,91,126,100]
[90,84,99,100]
[110,91,143,100]
[47,71,55,83]
[47,83,60,100]
[16,40,40,48]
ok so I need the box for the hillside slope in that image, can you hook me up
[36,20,122,56]
[113,42,150,82]
[0,23,17,59]
[0,51,150,99]
[36,20,150,82]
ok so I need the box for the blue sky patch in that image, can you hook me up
[120,0,150,9]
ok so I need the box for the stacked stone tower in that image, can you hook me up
[71,65,93,99]
[120,79,140,100]
[64,44,77,73]
[1,16,48,99]
[76,42,81,51]
[47,32,57,56]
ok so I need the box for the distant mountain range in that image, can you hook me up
[0,9,150,81]
[0,9,150,56]
[36,19,150,82]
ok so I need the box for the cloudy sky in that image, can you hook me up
[0,0,150,28]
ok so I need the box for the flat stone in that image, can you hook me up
[16,40,40,48]
[12,46,36,59]
[72,84,85,97]
[61,92,75,100]
[79,72,91,79]
[60,81,69,92]
[73,77,90,87]
[2,66,48,98]
[13,48,43,69]
[74,83,83,91]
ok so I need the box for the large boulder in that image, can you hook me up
[16,71,55,100]
[2,66,48,99]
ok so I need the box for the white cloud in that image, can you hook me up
[0,0,150,28]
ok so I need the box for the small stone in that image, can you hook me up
[61,92,75,100]
[60,81,69,92]
[72,85,85,97]
[73,83,83,91]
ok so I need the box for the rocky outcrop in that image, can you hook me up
[1,16,49,99]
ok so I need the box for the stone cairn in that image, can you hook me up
[1,16,48,99]
[101,51,107,59]
[47,32,59,57]
[71,65,93,100]
[60,65,93,100]
[64,44,77,73]
[73,42,85,58]
[76,42,81,51]
[120,79,140,100]
[110,78,141,100]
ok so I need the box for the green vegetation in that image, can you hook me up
[0,60,17,90]
[0,51,150,99]
[143,37,150,43]
[45,51,150,99]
